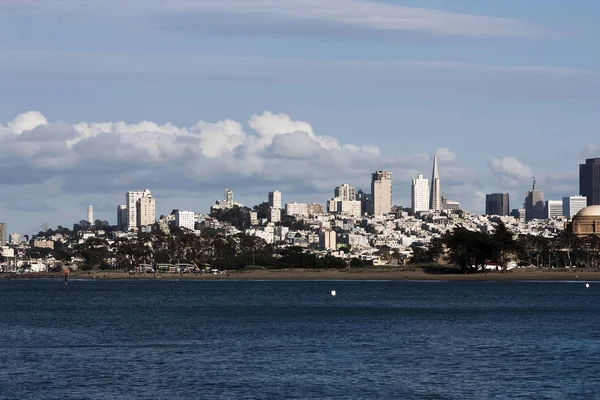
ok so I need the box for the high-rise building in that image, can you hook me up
[268,190,282,209]
[411,174,429,213]
[285,203,309,218]
[175,210,195,231]
[563,196,587,218]
[87,205,94,224]
[355,190,371,216]
[485,193,510,216]
[511,208,526,223]
[136,194,156,227]
[525,178,544,222]
[268,208,282,223]
[335,200,362,217]
[224,189,234,208]
[371,170,392,216]
[117,205,128,229]
[319,229,337,251]
[0,223,6,246]
[429,154,442,211]
[126,190,148,230]
[579,158,600,206]
[334,184,356,202]
[545,200,563,219]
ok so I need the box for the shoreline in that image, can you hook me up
[3,269,600,282]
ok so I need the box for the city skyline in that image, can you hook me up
[0,1,599,231]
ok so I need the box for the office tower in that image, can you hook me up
[87,205,94,224]
[117,205,128,229]
[429,154,442,211]
[525,178,544,222]
[334,184,356,202]
[579,158,600,206]
[411,174,429,213]
[356,190,371,216]
[562,196,587,218]
[175,210,195,231]
[268,190,282,209]
[511,208,526,223]
[545,200,563,219]
[371,170,393,216]
[0,223,6,246]
[485,193,510,216]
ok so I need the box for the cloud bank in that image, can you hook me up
[1,0,538,38]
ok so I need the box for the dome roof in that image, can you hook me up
[575,205,600,218]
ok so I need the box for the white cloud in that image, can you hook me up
[488,156,533,185]
[0,0,538,37]
[435,147,456,162]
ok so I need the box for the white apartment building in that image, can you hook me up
[334,184,356,202]
[136,193,156,228]
[371,170,393,216]
[562,196,587,218]
[411,174,429,213]
[9,233,20,244]
[337,200,362,217]
[285,202,309,218]
[319,229,337,251]
[175,210,195,231]
[268,190,282,209]
[269,208,282,223]
[249,211,258,226]
[545,200,563,219]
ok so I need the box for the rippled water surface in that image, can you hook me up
[1,279,599,399]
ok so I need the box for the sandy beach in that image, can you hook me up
[4,268,600,281]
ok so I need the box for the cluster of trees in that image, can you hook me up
[50,227,349,271]
[413,221,600,273]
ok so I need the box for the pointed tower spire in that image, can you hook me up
[429,153,442,211]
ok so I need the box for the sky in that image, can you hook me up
[0,0,599,234]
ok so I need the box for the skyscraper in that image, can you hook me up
[411,174,429,213]
[579,158,600,206]
[268,190,282,209]
[0,223,6,246]
[136,194,156,227]
[485,193,510,216]
[334,184,356,202]
[429,154,442,211]
[525,178,544,222]
[371,170,392,216]
[562,196,587,218]
[117,205,128,229]
[126,189,153,230]
[87,205,94,224]
[545,200,563,219]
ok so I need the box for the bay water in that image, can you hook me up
[1,279,599,399]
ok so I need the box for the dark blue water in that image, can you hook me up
[1,280,599,399]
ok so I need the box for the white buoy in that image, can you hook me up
[586,283,590,288]
[331,290,336,296]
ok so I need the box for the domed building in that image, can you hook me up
[567,205,600,237]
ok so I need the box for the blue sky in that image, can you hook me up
[0,0,599,233]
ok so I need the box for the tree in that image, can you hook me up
[442,226,493,273]
[77,237,110,271]
[490,222,519,272]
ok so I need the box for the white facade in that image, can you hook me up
[545,200,563,219]
[268,191,282,209]
[249,211,259,226]
[126,189,150,230]
[285,203,309,218]
[562,196,587,218]
[411,174,430,213]
[176,210,195,231]
[319,230,337,251]
[269,208,282,223]
[334,184,356,202]
[337,200,362,217]
[371,170,393,216]
[87,205,94,224]
[9,233,20,244]
[430,154,442,211]
[136,193,156,227]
